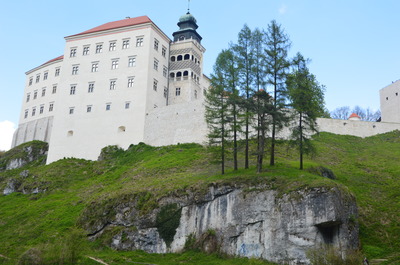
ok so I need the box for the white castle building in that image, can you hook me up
[12,12,400,164]
[12,13,210,163]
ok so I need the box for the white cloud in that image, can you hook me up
[0,120,16,151]
[279,4,288,15]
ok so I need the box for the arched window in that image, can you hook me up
[176,71,182,80]
[195,58,197,64]
[170,72,175,78]
[177,55,183,61]
[171,56,176,62]
[191,55,194,61]
[184,54,190,60]
[179,36,185,41]
[183,71,189,76]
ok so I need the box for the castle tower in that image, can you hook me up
[168,11,207,105]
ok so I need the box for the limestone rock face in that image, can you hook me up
[83,185,358,265]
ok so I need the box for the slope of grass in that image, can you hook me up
[0,131,399,264]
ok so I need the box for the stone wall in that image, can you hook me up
[12,117,53,148]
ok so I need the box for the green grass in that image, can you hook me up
[0,131,399,264]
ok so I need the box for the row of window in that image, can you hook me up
[26,85,57,102]
[24,103,54,118]
[385,92,399,101]
[29,68,60,86]
[170,53,201,65]
[68,102,131,115]
[170,71,201,84]
[69,37,167,58]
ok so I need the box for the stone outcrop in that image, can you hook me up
[81,185,358,264]
[0,141,48,171]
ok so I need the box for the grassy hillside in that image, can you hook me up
[0,132,399,264]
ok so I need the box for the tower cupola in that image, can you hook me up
[172,12,202,43]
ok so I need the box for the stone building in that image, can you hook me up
[380,80,400,123]
[12,13,210,163]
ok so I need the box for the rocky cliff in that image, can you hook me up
[80,185,358,265]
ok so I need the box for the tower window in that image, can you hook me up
[122,39,130,49]
[83,46,90,55]
[154,39,159,51]
[176,87,181,96]
[171,56,176,62]
[153,79,158,91]
[162,46,167,57]
[184,54,190,60]
[96,44,103,53]
[109,41,116,51]
[136,37,144,47]
[128,56,136,67]
[177,55,183,61]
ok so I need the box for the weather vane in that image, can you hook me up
[187,0,191,13]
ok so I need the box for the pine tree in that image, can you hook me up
[286,53,325,170]
[264,20,291,166]
[232,25,255,169]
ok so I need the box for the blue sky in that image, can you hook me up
[1,0,399,150]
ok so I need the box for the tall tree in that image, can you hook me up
[286,53,325,170]
[220,49,241,170]
[252,28,268,170]
[250,90,274,173]
[264,20,291,166]
[232,24,255,169]
[205,53,231,174]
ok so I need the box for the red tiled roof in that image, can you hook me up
[67,16,152,37]
[40,55,64,66]
[349,113,361,119]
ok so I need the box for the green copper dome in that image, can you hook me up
[179,12,197,24]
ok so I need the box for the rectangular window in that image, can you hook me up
[41,88,46,97]
[87,105,92,112]
[36,74,40,83]
[91,62,98,72]
[55,68,60,76]
[111,59,119,69]
[106,103,111,111]
[83,46,89,55]
[125,102,130,109]
[154,39,159,51]
[122,39,130,49]
[69,107,74,114]
[88,83,94,93]
[32,107,36,116]
[43,72,48,80]
[127,77,134,87]
[153,59,158,71]
[33,90,38,99]
[195,90,198,99]
[72,65,79,75]
[162,46,167,57]
[39,105,44,114]
[136,37,143,47]
[128,56,136,67]
[49,103,54,112]
[26,93,30,102]
[29,77,33,86]
[109,41,116,51]
[110,80,116,90]
[70,85,76,95]
[164,87,168,98]
[52,85,57,94]
[153,79,158,91]
[163,66,167,77]
[176,87,181,96]
[70,48,77,57]
[96,44,103,53]
[24,110,28,119]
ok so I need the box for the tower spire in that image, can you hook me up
[187,0,190,13]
